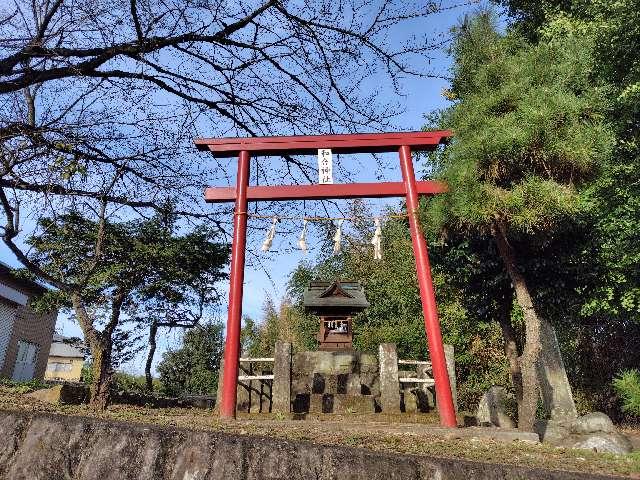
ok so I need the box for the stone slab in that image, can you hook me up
[402,390,418,413]
[309,394,375,414]
[272,341,292,414]
[331,394,375,414]
[309,393,324,413]
[359,373,380,397]
[378,343,401,413]
[346,373,361,395]
[476,386,516,429]
[444,343,457,411]
[571,412,616,435]
[26,384,89,405]
[537,318,577,420]
[572,433,633,455]
[291,372,312,395]
[440,426,540,444]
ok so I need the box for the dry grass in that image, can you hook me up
[1,385,639,478]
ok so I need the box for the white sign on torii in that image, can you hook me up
[317,148,333,184]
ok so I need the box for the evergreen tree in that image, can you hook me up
[427,13,614,429]
[499,0,640,330]
[244,296,313,357]
[157,322,224,396]
[26,212,228,408]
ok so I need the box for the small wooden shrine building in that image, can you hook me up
[303,280,369,351]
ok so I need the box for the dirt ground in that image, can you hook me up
[1,385,639,478]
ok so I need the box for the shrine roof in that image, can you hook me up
[303,280,369,310]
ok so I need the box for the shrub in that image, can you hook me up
[0,377,48,393]
[613,370,640,416]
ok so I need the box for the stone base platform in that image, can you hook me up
[308,393,376,414]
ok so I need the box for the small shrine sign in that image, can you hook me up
[317,148,333,184]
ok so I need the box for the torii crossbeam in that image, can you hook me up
[196,131,457,427]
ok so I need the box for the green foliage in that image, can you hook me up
[579,161,640,319]
[426,17,610,413]
[285,214,510,411]
[243,296,318,357]
[26,211,229,366]
[80,364,93,385]
[240,317,260,355]
[429,13,613,235]
[422,11,627,422]
[499,0,640,114]
[495,0,571,39]
[157,322,224,396]
[537,3,640,322]
[613,370,640,417]
[0,377,48,394]
[246,298,281,356]
[29,211,228,311]
[492,0,640,420]
[81,364,160,393]
[112,372,161,394]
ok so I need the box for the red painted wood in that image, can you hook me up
[195,131,451,157]
[399,145,457,428]
[203,131,456,427]
[219,150,250,419]
[204,181,448,203]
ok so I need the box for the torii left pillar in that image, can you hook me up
[219,150,250,419]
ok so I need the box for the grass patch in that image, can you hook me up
[0,378,49,394]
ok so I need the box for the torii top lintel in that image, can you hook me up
[194,130,452,158]
[197,131,452,203]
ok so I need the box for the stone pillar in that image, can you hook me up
[272,341,292,414]
[214,358,224,414]
[378,343,400,413]
[537,318,577,420]
[443,344,457,412]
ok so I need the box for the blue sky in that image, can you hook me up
[1,1,488,375]
[238,2,483,319]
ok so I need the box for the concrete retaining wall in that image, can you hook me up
[0,410,627,480]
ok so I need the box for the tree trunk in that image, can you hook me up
[493,221,541,431]
[89,339,113,410]
[145,321,158,392]
[70,292,120,411]
[497,308,523,407]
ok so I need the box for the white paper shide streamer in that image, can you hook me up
[333,219,344,254]
[297,220,308,254]
[371,217,382,260]
[261,218,278,252]
[256,214,388,256]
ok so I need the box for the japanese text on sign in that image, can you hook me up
[317,148,333,184]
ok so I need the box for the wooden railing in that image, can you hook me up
[238,357,274,382]
[398,358,435,386]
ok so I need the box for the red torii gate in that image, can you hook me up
[196,131,457,427]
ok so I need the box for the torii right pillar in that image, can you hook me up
[399,145,457,428]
